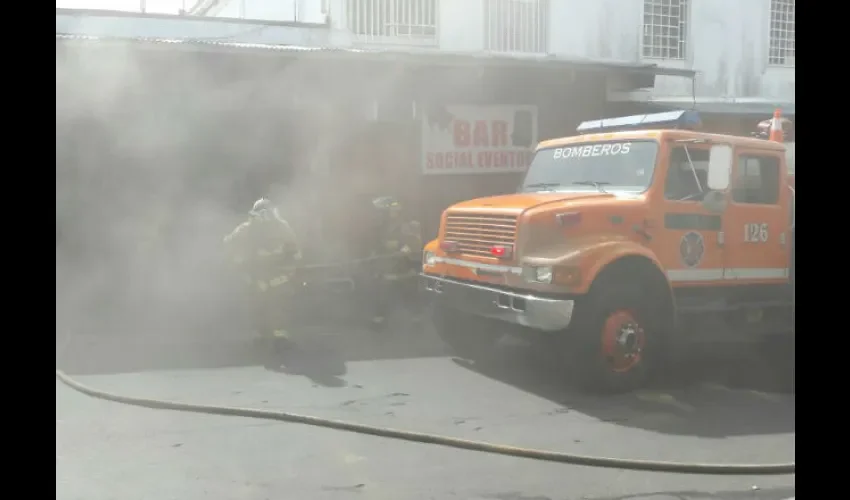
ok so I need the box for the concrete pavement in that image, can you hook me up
[56,326,795,500]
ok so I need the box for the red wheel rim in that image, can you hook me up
[600,309,645,373]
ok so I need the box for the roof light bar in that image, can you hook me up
[576,109,702,134]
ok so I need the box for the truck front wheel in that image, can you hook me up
[566,285,664,393]
[432,305,501,360]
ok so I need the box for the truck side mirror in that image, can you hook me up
[701,190,728,213]
[706,144,732,191]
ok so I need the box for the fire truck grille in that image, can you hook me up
[444,213,518,257]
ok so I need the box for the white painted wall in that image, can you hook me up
[78,0,794,102]
[640,0,794,102]
[195,0,793,102]
[213,0,327,23]
[435,1,484,53]
[56,9,331,45]
[544,0,794,102]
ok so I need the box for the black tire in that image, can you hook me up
[565,285,664,393]
[432,305,501,360]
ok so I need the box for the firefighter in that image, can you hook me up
[224,197,303,370]
[369,196,423,329]
[755,115,793,140]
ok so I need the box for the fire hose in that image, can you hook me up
[54,370,794,476]
[56,257,794,477]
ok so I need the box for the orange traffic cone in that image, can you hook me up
[769,108,784,143]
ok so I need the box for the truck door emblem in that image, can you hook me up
[680,231,705,268]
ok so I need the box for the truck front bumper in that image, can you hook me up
[420,274,576,332]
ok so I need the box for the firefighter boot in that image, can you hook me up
[267,330,297,372]
[257,337,280,370]
[257,331,289,371]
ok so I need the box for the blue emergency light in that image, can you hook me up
[576,109,702,134]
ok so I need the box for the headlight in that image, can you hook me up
[524,265,553,283]
[423,251,438,267]
[534,266,554,283]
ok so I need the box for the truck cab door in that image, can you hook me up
[721,148,791,286]
[655,144,725,285]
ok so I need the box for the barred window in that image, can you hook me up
[484,0,550,54]
[769,0,795,66]
[642,0,689,60]
[346,0,437,40]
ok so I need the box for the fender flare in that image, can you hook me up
[563,241,678,337]
[559,239,670,296]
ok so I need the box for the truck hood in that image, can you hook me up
[448,192,626,214]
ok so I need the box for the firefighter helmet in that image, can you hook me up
[372,196,402,212]
[250,197,273,217]
[755,116,794,140]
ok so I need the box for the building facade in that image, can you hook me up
[57,0,792,246]
[188,0,795,111]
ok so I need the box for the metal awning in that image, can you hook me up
[643,98,795,117]
[55,34,695,80]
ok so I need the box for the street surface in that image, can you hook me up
[57,324,795,500]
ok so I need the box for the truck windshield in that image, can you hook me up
[520,140,659,193]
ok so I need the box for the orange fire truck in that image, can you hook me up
[421,110,795,393]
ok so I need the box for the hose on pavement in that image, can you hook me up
[55,369,794,476]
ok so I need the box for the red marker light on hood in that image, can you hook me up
[490,245,513,259]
